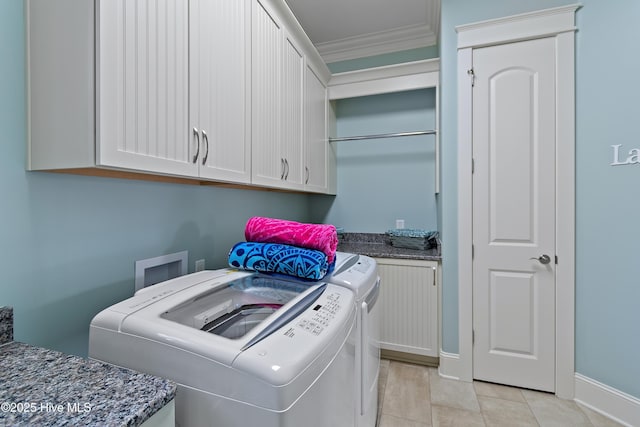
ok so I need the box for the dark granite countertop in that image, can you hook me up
[337,233,441,261]
[0,306,13,345]
[0,307,176,427]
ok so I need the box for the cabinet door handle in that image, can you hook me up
[284,158,289,180]
[202,130,209,165]
[280,158,285,179]
[192,127,200,163]
[305,166,309,184]
[432,266,437,286]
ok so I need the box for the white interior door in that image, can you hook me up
[472,37,556,392]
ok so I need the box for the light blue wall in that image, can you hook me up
[441,0,640,398]
[310,89,438,233]
[0,1,311,357]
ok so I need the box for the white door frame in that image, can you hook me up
[455,4,580,399]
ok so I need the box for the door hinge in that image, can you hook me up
[467,68,476,87]
[472,158,475,173]
[472,329,475,345]
[555,255,559,265]
[472,244,475,259]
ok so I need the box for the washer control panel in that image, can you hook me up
[233,283,355,386]
[297,291,343,336]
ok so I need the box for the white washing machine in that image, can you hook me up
[327,252,381,427]
[89,270,356,427]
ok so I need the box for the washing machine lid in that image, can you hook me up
[332,251,361,274]
[160,274,327,350]
[105,272,328,365]
[327,252,379,300]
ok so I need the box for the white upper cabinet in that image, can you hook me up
[97,0,195,176]
[250,1,306,191]
[27,0,332,193]
[27,0,197,177]
[304,65,331,193]
[251,0,332,192]
[190,0,251,183]
[281,33,305,190]
[251,0,285,188]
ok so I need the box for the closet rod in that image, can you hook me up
[329,130,436,142]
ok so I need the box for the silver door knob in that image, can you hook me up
[530,254,551,265]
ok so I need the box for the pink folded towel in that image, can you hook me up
[244,216,338,263]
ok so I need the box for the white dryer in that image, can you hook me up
[89,270,356,427]
[327,252,381,427]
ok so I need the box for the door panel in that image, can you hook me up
[305,65,328,192]
[191,0,250,182]
[489,270,535,355]
[251,0,283,186]
[281,34,304,188]
[490,69,536,243]
[472,37,556,392]
[98,0,194,176]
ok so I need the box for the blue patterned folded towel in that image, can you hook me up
[385,229,438,238]
[385,229,439,250]
[228,242,331,281]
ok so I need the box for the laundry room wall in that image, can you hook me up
[440,0,640,400]
[0,0,311,358]
[309,49,440,234]
[311,89,438,233]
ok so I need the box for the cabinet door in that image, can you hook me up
[280,34,305,189]
[375,258,439,357]
[304,64,329,193]
[97,0,196,177]
[251,0,284,187]
[190,0,251,183]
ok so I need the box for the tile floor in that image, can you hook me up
[377,359,622,427]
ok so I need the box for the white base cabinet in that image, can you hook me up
[140,400,175,427]
[375,258,439,358]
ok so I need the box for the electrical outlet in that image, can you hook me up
[195,259,205,272]
[395,219,405,229]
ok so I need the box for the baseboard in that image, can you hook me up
[438,350,464,381]
[574,373,640,427]
[381,349,439,367]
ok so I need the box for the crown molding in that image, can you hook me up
[456,3,581,49]
[319,23,437,63]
